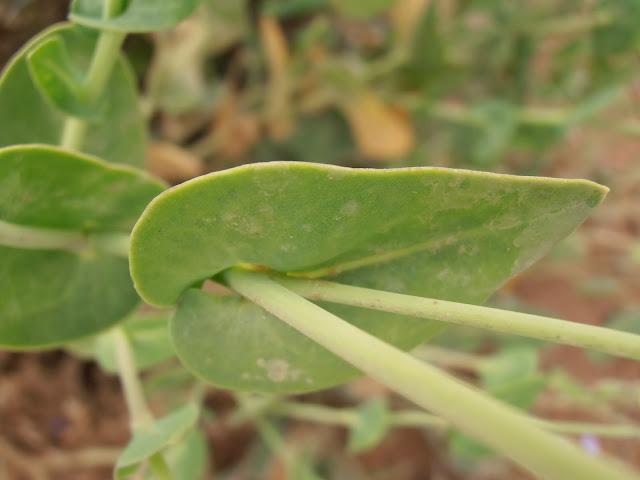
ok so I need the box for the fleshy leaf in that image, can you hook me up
[347,398,389,453]
[115,404,199,478]
[0,23,145,166]
[27,36,104,118]
[70,0,204,33]
[0,145,165,347]
[130,162,607,392]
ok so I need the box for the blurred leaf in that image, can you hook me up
[265,0,328,18]
[489,374,546,410]
[260,15,294,140]
[480,347,538,390]
[27,36,104,118]
[591,1,640,60]
[116,404,199,478]
[347,398,389,453]
[0,23,146,166]
[341,89,415,159]
[253,111,354,164]
[159,429,208,480]
[406,2,445,83]
[328,0,395,19]
[0,145,165,348]
[71,311,175,373]
[70,0,204,32]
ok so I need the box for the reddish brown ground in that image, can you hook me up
[1,2,639,479]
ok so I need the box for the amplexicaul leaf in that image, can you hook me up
[129,162,606,392]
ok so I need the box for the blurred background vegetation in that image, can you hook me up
[1,1,639,479]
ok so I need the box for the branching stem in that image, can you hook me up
[223,268,637,480]
[274,274,640,361]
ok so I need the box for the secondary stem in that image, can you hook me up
[223,269,637,480]
[112,328,153,430]
[60,0,127,151]
[269,400,640,438]
[274,275,640,362]
[0,219,130,257]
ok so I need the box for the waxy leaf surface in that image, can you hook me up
[70,0,203,32]
[130,162,606,392]
[0,23,145,166]
[0,145,165,347]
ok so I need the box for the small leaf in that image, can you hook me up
[70,0,204,33]
[0,23,146,166]
[27,36,104,118]
[0,145,165,347]
[115,404,199,478]
[130,162,607,393]
[480,347,538,391]
[347,398,389,453]
[150,429,207,480]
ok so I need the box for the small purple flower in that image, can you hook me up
[580,434,601,456]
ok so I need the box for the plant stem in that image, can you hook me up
[223,268,638,480]
[61,0,127,151]
[112,328,154,431]
[112,328,175,479]
[0,219,86,251]
[0,219,130,257]
[270,400,640,438]
[274,275,640,362]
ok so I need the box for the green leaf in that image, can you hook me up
[26,36,104,118]
[130,162,607,392]
[115,404,199,478]
[71,311,175,372]
[479,347,538,391]
[347,398,389,453]
[70,0,204,33]
[0,145,165,347]
[0,23,146,166]
[150,429,207,480]
[328,0,393,18]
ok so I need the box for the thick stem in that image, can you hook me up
[223,269,637,480]
[112,328,154,431]
[274,275,640,362]
[60,0,127,150]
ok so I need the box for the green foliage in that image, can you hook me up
[130,162,605,392]
[0,24,146,166]
[70,0,204,32]
[116,404,199,478]
[0,145,164,347]
[347,398,389,453]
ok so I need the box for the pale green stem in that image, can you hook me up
[274,275,640,362]
[0,219,86,251]
[270,400,640,438]
[271,401,447,430]
[112,328,154,431]
[412,345,486,371]
[112,328,174,480]
[223,269,638,480]
[61,0,127,150]
[0,219,130,257]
